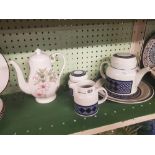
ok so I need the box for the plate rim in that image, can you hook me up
[97,78,154,104]
[141,33,155,68]
[0,53,10,94]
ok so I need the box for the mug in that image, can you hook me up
[73,80,108,117]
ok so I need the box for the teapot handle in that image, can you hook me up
[99,61,110,79]
[50,53,66,80]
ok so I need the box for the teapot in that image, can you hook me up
[100,53,151,95]
[9,48,65,104]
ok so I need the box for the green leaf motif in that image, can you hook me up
[34,68,58,84]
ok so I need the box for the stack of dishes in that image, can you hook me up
[142,33,155,78]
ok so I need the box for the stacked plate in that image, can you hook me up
[142,33,155,78]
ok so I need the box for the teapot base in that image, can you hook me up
[35,95,56,104]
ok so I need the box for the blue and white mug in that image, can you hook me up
[73,80,108,117]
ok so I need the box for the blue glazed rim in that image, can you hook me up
[113,53,135,59]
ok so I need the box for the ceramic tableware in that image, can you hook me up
[9,48,66,104]
[68,70,88,95]
[96,78,154,104]
[100,53,150,96]
[0,53,9,93]
[142,34,155,78]
[142,34,155,68]
[0,53,9,119]
[73,80,108,117]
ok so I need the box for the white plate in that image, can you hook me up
[96,78,154,104]
[0,53,9,93]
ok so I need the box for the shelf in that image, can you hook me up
[0,20,155,135]
[0,76,155,135]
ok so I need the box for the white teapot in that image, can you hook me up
[100,53,151,95]
[9,48,65,104]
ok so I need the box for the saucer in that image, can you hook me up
[0,98,4,120]
[96,78,154,104]
[107,87,141,100]
[0,53,9,93]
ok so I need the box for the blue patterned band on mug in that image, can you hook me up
[74,103,98,117]
[106,76,133,94]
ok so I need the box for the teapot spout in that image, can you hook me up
[135,67,151,87]
[9,61,31,94]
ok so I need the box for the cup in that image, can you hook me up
[73,80,108,117]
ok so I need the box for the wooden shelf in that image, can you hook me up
[0,76,155,135]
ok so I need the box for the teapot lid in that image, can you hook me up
[111,53,137,70]
[29,48,50,63]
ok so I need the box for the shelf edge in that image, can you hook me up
[72,113,155,135]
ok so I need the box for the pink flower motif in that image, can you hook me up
[35,89,45,97]
[37,93,42,97]
[34,82,51,97]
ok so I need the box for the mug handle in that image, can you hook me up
[99,61,110,79]
[50,53,66,80]
[97,87,108,104]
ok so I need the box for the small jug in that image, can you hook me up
[73,80,108,117]
[9,48,65,104]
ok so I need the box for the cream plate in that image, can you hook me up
[0,53,9,93]
[96,78,154,104]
